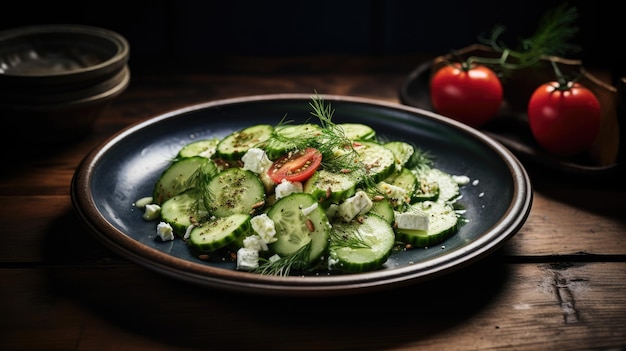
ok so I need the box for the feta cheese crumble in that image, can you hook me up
[337,190,373,222]
[250,213,277,244]
[394,209,429,230]
[275,179,303,200]
[242,147,272,174]
[156,221,175,241]
[236,248,259,271]
[143,204,161,221]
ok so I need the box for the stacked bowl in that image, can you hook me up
[0,24,130,142]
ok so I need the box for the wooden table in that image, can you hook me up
[2,55,625,350]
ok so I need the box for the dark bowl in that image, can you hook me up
[0,24,131,142]
[0,24,129,89]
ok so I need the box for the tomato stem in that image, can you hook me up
[548,59,582,91]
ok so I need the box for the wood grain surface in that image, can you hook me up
[1,55,624,351]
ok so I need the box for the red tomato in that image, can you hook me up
[268,147,322,183]
[430,63,503,127]
[527,81,601,157]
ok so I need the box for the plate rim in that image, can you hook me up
[71,93,533,297]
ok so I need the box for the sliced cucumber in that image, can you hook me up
[395,201,459,247]
[267,193,331,266]
[384,141,415,170]
[329,213,395,273]
[264,123,322,160]
[177,138,220,159]
[303,169,357,208]
[153,156,211,205]
[368,198,395,224]
[338,123,376,140]
[353,140,396,183]
[385,167,417,201]
[215,124,274,161]
[430,168,461,203]
[413,167,460,203]
[160,188,207,236]
[204,167,266,217]
[412,171,440,202]
[188,213,251,252]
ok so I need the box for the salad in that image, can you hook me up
[134,95,469,276]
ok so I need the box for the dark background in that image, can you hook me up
[1,0,623,81]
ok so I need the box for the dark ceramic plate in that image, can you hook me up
[399,61,622,179]
[71,94,532,297]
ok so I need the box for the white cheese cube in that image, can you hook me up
[236,248,259,271]
[156,221,175,241]
[275,180,303,200]
[337,190,373,222]
[243,235,268,251]
[251,214,277,244]
[241,147,273,174]
[142,203,161,221]
[394,210,429,231]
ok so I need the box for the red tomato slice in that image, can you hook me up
[268,147,322,183]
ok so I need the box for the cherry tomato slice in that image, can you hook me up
[268,147,322,183]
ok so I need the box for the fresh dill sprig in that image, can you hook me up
[184,162,219,215]
[307,94,378,192]
[254,243,312,276]
[472,3,580,71]
[330,226,372,250]
[408,147,435,170]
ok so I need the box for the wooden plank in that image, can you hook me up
[2,262,625,350]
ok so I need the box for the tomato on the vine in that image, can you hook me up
[527,81,601,157]
[268,147,322,183]
[430,62,503,128]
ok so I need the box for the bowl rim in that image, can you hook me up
[0,24,129,81]
[0,65,130,111]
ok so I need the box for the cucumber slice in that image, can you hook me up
[368,198,395,224]
[412,171,440,202]
[395,201,459,247]
[303,169,357,208]
[215,124,274,161]
[385,167,417,201]
[413,167,459,203]
[329,213,395,273]
[430,168,461,203]
[204,167,266,217]
[384,141,415,169]
[338,123,376,140]
[177,138,220,159]
[188,213,251,252]
[160,188,207,236]
[264,123,323,160]
[267,193,331,266]
[353,141,396,183]
[153,156,211,205]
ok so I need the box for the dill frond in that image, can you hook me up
[254,243,312,276]
[408,147,435,170]
[330,225,372,250]
[477,3,580,71]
